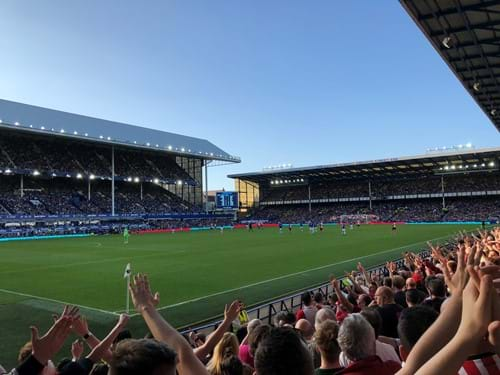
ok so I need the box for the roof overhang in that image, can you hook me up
[229,147,500,183]
[401,0,500,131]
[0,99,241,163]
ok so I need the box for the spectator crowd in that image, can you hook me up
[2,227,500,374]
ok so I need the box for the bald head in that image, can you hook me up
[295,319,314,340]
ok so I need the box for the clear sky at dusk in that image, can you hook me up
[1,1,498,189]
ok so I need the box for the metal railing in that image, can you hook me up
[180,251,429,334]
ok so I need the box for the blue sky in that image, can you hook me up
[1,1,498,190]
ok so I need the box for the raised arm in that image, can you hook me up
[129,274,209,375]
[331,277,354,312]
[194,300,241,360]
[87,314,129,363]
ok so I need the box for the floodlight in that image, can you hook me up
[89,174,95,180]
[107,136,111,140]
[51,173,57,177]
[5,168,11,174]
[444,166,449,170]
[84,133,88,136]
[146,142,150,146]
[489,161,495,167]
[167,145,172,150]
[60,129,65,133]
[177,180,183,185]
[14,122,19,126]
[74,131,78,135]
[473,164,477,168]
[127,177,132,182]
[491,109,497,116]
[481,163,486,167]
[154,178,160,184]
[155,144,159,148]
[29,125,33,128]
[134,177,140,183]
[99,135,104,139]
[76,173,83,179]
[41,126,45,130]
[181,148,185,152]
[33,170,40,176]
[473,82,480,92]
[442,36,452,49]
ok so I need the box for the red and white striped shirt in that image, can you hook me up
[459,353,500,375]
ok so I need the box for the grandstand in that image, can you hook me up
[0,99,240,237]
[230,147,500,223]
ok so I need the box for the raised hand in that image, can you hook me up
[442,246,468,296]
[129,274,160,312]
[31,306,78,365]
[71,339,84,360]
[357,262,365,273]
[224,300,242,322]
[71,315,89,337]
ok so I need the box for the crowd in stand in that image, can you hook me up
[0,132,194,183]
[2,228,500,374]
[0,176,199,217]
[262,173,500,202]
[251,197,500,223]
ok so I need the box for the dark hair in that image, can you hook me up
[360,307,382,338]
[254,327,313,375]
[220,355,244,375]
[427,277,446,298]
[114,329,132,344]
[109,339,177,375]
[405,289,422,305]
[236,326,248,344]
[274,311,296,327]
[383,277,393,288]
[56,358,73,372]
[301,292,312,306]
[314,292,324,304]
[397,306,438,353]
[249,324,272,357]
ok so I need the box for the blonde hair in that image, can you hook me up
[207,332,240,375]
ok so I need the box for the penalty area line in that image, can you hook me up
[129,233,454,317]
[0,288,119,316]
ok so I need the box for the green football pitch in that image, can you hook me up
[0,223,479,367]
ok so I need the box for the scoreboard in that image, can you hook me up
[216,191,239,209]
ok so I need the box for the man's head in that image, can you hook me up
[247,319,262,334]
[356,294,372,309]
[374,286,394,306]
[397,306,438,361]
[405,289,422,307]
[392,275,405,291]
[426,277,446,298]
[314,307,336,331]
[337,314,376,362]
[274,311,296,327]
[314,320,341,364]
[405,277,416,290]
[295,319,314,341]
[314,292,324,305]
[301,292,313,307]
[109,339,177,375]
[254,327,314,375]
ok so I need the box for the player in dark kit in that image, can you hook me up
[288,224,292,232]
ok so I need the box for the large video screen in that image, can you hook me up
[216,191,239,209]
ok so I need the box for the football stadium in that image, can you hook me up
[1,1,500,374]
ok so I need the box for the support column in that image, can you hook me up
[111,146,115,216]
[88,178,91,201]
[308,184,312,213]
[441,175,446,209]
[140,182,143,201]
[20,175,24,198]
[205,161,209,213]
[368,180,372,210]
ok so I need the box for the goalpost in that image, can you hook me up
[339,214,378,224]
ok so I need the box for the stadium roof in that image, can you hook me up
[0,99,240,163]
[401,0,500,131]
[228,147,500,184]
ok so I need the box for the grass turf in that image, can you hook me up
[0,223,478,368]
